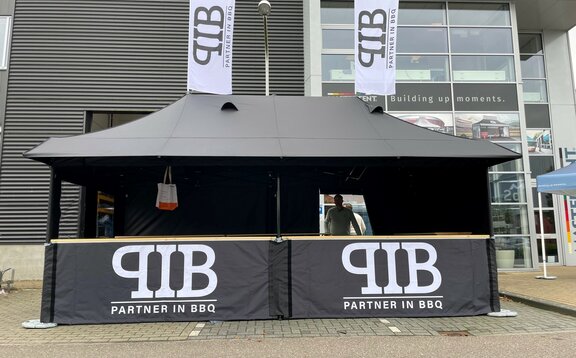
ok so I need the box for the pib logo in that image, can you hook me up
[357,9,386,67]
[112,244,217,299]
[193,6,224,65]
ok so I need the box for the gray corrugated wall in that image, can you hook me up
[0,0,304,242]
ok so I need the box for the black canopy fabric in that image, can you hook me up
[24,95,520,237]
[25,94,517,166]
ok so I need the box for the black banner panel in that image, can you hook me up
[45,240,271,324]
[290,238,496,318]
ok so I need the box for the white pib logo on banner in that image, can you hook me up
[342,242,442,294]
[112,244,217,299]
[192,6,224,65]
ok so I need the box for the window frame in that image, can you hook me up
[0,16,12,70]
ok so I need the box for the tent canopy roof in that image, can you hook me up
[24,94,519,168]
[537,161,576,195]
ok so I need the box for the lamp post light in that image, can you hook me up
[258,0,271,96]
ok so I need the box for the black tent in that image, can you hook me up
[25,94,519,238]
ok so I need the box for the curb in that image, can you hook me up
[500,291,576,318]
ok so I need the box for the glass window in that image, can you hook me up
[322,29,354,49]
[535,210,556,234]
[89,112,148,132]
[522,80,548,102]
[532,188,553,208]
[521,55,545,78]
[448,3,511,26]
[450,28,513,53]
[397,27,448,53]
[322,54,355,81]
[519,34,543,54]
[455,113,520,141]
[525,104,550,128]
[398,2,446,25]
[490,143,524,172]
[494,236,532,268]
[490,173,526,203]
[452,56,515,82]
[529,156,555,178]
[321,1,353,24]
[392,113,454,134]
[526,129,553,154]
[536,238,558,263]
[491,205,529,235]
[396,55,449,82]
[0,16,11,70]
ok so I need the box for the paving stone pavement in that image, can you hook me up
[1,289,576,345]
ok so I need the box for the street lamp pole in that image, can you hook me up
[258,1,280,239]
[258,0,271,96]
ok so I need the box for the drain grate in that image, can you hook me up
[438,330,471,337]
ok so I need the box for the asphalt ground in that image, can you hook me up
[0,265,575,344]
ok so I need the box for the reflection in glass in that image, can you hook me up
[0,16,9,69]
[525,104,551,128]
[494,236,532,268]
[526,129,553,154]
[532,188,553,208]
[450,28,513,53]
[90,112,148,133]
[521,55,545,78]
[398,27,448,53]
[529,156,555,178]
[399,2,445,25]
[522,80,548,102]
[536,238,558,263]
[490,173,526,203]
[490,143,523,172]
[455,113,520,141]
[448,3,510,26]
[535,210,556,234]
[452,56,515,82]
[393,113,454,134]
[396,55,449,82]
[519,34,543,54]
[321,1,353,24]
[322,29,353,49]
[322,54,355,81]
[491,204,529,235]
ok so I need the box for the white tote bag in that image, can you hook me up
[156,166,178,211]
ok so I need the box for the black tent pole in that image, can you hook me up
[276,170,281,239]
[46,167,62,243]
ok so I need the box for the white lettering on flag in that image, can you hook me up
[187,0,235,94]
[354,0,398,95]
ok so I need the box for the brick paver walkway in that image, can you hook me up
[2,289,576,345]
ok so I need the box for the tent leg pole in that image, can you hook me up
[276,173,281,239]
[537,192,556,279]
[46,168,62,243]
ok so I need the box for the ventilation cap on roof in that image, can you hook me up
[221,102,238,111]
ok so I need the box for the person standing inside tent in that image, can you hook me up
[343,202,366,235]
[324,194,362,235]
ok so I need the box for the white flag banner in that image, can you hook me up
[188,0,235,94]
[354,0,398,95]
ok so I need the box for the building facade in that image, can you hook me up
[1,0,576,280]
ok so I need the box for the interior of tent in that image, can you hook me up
[25,95,519,239]
[59,160,491,238]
